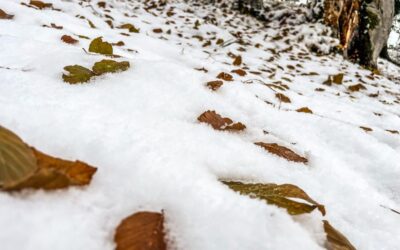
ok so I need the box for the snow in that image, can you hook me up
[0,0,399,249]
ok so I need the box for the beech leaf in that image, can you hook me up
[198,110,246,132]
[92,60,130,75]
[114,211,167,250]
[0,9,14,20]
[323,220,356,250]
[216,72,233,81]
[89,37,113,55]
[255,142,308,164]
[0,126,38,189]
[223,181,325,216]
[62,65,94,84]
[206,80,223,91]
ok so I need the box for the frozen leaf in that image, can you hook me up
[222,181,325,216]
[206,80,223,91]
[92,60,130,75]
[275,93,291,103]
[61,35,78,45]
[255,142,308,164]
[231,69,247,76]
[233,55,242,66]
[89,37,113,55]
[217,72,233,81]
[323,220,356,250]
[197,110,246,132]
[29,0,53,9]
[0,126,38,189]
[119,24,140,33]
[62,65,94,84]
[114,211,167,250]
[6,148,97,191]
[0,9,14,19]
[296,107,313,114]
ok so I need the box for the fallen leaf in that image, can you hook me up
[61,35,78,44]
[119,23,140,33]
[348,84,366,92]
[0,9,14,19]
[223,181,325,216]
[323,220,356,250]
[296,107,313,114]
[386,130,399,134]
[62,65,94,84]
[153,28,163,33]
[233,55,242,66]
[275,93,291,103]
[216,72,233,81]
[197,110,246,132]
[92,60,130,75]
[206,80,223,91]
[114,211,167,250]
[332,73,344,84]
[255,142,308,164]
[89,37,113,55]
[29,0,53,9]
[231,69,247,76]
[360,126,373,132]
[0,126,38,189]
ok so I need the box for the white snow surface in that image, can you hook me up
[0,0,400,249]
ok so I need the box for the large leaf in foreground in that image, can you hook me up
[89,37,113,55]
[223,181,325,215]
[323,220,356,250]
[114,211,167,250]
[0,126,38,189]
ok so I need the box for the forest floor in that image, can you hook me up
[0,0,400,249]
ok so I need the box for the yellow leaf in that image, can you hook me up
[89,37,113,55]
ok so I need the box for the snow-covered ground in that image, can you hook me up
[0,0,399,249]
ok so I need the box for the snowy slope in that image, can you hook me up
[0,0,400,249]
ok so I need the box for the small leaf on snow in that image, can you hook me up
[217,72,233,81]
[233,55,242,66]
[92,60,130,75]
[348,84,366,92]
[222,181,325,216]
[198,110,246,132]
[360,126,373,132]
[61,35,78,44]
[323,220,356,250]
[114,211,167,250]
[6,148,97,191]
[29,0,53,9]
[119,23,140,33]
[332,73,344,84]
[0,9,14,19]
[206,80,223,91]
[296,107,313,114]
[231,69,247,76]
[89,37,113,55]
[0,126,38,189]
[275,93,291,103]
[62,65,94,84]
[386,130,399,134]
[255,142,308,164]
[153,28,163,33]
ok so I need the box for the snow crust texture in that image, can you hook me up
[0,0,399,249]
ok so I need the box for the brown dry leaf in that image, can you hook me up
[275,93,291,103]
[5,148,97,191]
[332,73,344,84]
[216,72,233,81]
[114,211,167,250]
[153,28,163,33]
[348,84,366,92]
[231,69,247,76]
[0,9,14,19]
[255,142,308,164]
[29,0,53,9]
[360,126,373,132]
[223,181,325,216]
[323,220,356,250]
[386,130,399,134]
[61,35,78,45]
[198,110,246,132]
[296,107,313,114]
[233,55,242,66]
[206,80,223,91]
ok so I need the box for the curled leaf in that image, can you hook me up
[0,126,38,189]
[114,211,167,250]
[323,220,356,250]
[255,142,308,164]
[206,80,223,91]
[223,181,325,216]
[92,60,130,75]
[0,9,14,19]
[62,65,94,84]
[89,37,113,55]
[198,110,246,132]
